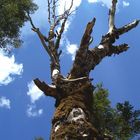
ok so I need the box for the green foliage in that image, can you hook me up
[92,84,140,139]
[0,0,37,48]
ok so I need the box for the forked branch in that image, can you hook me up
[69,0,139,79]
[55,0,74,49]
[69,18,96,79]
[89,0,139,73]
[28,0,74,84]
[27,12,54,61]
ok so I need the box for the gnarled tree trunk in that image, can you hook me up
[28,0,139,139]
[50,79,97,139]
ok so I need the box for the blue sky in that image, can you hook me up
[0,0,140,139]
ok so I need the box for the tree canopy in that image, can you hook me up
[93,84,140,139]
[0,0,37,48]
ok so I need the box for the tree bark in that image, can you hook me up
[50,79,99,140]
[28,0,139,139]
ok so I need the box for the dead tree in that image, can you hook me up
[28,0,139,139]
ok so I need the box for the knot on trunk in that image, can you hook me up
[51,107,98,140]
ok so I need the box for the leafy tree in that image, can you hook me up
[93,84,140,139]
[116,101,140,139]
[0,0,37,48]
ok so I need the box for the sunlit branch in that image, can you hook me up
[108,0,117,33]
[69,0,139,79]
[117,20,140,36]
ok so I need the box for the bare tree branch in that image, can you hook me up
[27,12,36,29]
[47,0,74,76]
[28,12,61,82]
[68,18,96,79]
[80,18,96,49]
[101,20,140,45]
[47,0,52,24]
[27,12,55,61]
[110,44,129,55]
[52,0,56,23]
[117,20,140,36]
[34,78,57,98]
[69,0,139,79]
[87,0,139,73]
[88,43,129,70]
[55,0,74,49]
[55,17,67,49]
[52,0,57,25]
[108,0,117,33]
[30,0,139,85]
[28,0,75,84]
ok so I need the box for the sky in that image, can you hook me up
[0,0,140,140]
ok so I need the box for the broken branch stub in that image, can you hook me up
[80,18,96,47]
[68,18,96,79]
[34,78,57,98]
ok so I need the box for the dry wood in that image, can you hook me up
[27,0,139,139]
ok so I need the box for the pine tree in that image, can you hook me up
[93,84,140,139]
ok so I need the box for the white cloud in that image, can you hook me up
[56,0,82,33]
[87,0,112,8]
[22,0,82,36]
[26,104,43,117]
[122,1,130,7]
[56,1,81,60]
[66,40,78,60]
[0,50,23,85]
[88,0,98,3]
[87,0,130,9]
[27,81,43,103]
[0,97,11,109]
[26,81,44,117]
[57,0,82,15]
